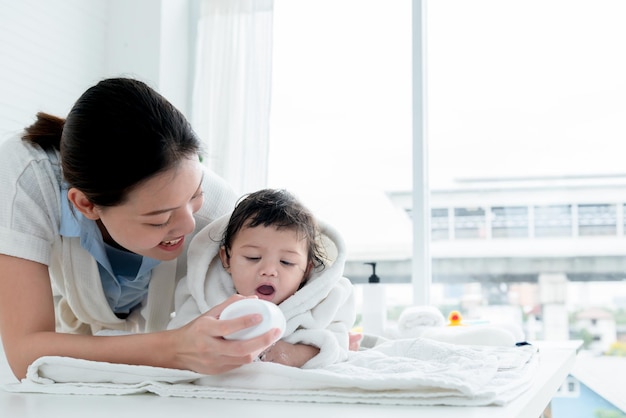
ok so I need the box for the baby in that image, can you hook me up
[169,189,356,368]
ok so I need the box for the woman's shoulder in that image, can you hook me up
[0,135,62,264]
[0,134,29,156]
[0,133,30,150]
[0,133,60,199]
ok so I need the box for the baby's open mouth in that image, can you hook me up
[256,285,276,297]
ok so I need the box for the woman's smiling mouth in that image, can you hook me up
[161,237,182,246]
[158,236,184,252]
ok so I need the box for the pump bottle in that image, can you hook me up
[361,262,386,336]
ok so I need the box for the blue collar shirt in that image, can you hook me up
[59,188,160,315]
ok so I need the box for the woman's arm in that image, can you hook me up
[0,255,280,380]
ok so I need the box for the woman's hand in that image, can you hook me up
[171,295,281,374]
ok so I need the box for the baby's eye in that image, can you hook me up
[245,256,261,261]
[280,260,295,266]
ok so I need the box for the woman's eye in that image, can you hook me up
[149,219,171,228]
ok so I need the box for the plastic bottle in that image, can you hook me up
[361,262,386,336]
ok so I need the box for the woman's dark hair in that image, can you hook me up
[22,77,201,206]
[222,189,327,283]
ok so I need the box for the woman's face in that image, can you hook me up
[91,157,204,261]
[220,225,311,305]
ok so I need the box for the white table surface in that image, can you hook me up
[0,341,577,418]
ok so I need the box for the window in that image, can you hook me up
[554,376,580,398]
[534,205,572,238]
[426,0,626,341]
[491,206,529,238]
[268,1,626,345]
[431,208,450,241]
[578,204,616,236]
[268,0,413,328]
[454,207,486,239]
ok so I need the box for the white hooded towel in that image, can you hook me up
[167,214,356,368]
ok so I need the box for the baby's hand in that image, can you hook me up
[349,332,363,351]
[259,340,319,367]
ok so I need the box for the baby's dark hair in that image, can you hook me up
[222,189,326,281]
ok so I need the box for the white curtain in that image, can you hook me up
[191,0,273,195]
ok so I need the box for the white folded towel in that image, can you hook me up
[3,338,538,407]
[396,306,520,346]
[397,305,446,338]
[420,326,517,347]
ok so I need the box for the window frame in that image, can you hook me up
[411,0,430,305]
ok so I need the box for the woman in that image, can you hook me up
[0,77,281,379]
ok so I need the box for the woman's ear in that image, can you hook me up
[219,246,231,272]
[67,188,100,220]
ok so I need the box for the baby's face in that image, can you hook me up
[221,225,310,304]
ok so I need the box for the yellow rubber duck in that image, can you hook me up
[448,310,463,326]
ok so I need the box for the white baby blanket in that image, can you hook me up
[4,338,538,407]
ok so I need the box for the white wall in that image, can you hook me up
[106,0,195,116]
[0,0,194,140]
[0,0,109,138]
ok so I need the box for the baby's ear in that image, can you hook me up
[218,246,231,272]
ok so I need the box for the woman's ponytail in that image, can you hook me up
[22,112,65,150]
